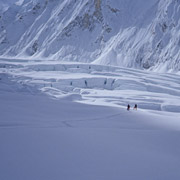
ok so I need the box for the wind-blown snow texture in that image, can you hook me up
[0,0,180,72]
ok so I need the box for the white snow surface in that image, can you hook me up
[0,59,180,180]
[0,0,180,72]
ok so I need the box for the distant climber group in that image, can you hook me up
[127,104,137,111]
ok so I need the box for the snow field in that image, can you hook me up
[1,70,180,180]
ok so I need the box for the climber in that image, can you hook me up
[127,104,130,111]
[134,104,137,110]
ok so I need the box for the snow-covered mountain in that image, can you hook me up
[0,0,180,72]
[1,2,180,179]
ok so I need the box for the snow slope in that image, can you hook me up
[0,0,180,72]
[1,64,180,180]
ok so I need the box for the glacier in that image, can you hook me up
[1,60,180,180]
[1,1,180,179]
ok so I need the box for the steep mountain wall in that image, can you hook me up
[0,0,180,72]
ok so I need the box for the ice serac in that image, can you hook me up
[0,0,180,72]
